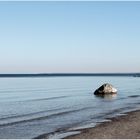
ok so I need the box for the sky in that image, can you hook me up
[0,1,140,73]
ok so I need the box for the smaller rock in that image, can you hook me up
[94,83,117,95]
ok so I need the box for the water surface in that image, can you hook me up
[0,76,140,138]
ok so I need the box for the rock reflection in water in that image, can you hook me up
[95,93,117,100]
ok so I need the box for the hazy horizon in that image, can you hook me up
[0,1,140,73]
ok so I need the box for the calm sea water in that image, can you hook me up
[0,76,140,138]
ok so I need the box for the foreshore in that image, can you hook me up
[64,110,140,139]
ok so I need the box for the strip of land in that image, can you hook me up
[64,110,140,139]
[0,73,140,78]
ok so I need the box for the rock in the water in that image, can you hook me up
[94,83,117,95]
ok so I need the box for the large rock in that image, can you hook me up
[94,83,117,95]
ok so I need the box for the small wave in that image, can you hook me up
[0,95,73,103]
[0,106,94,127]
[90,106,136,120]
[128,95,140,98]
[0,106,72,121]
[48,131,81,139]
[0,110,49,121]
[25,95,70,102]
[0,87,85,94]
[117,97,127,100]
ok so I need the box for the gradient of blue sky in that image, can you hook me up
[0,1,140,73]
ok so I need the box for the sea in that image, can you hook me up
[0,76,140,139]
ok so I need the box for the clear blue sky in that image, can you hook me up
[0,1,140,73]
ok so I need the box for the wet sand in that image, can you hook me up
[65,110,140,139]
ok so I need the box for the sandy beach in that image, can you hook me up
[64,110,140,139]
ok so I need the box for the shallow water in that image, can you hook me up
[0,76,140,138]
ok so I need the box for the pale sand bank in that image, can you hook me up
[64,110,140,139]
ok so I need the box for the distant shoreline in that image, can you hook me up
[0,73,140,78]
